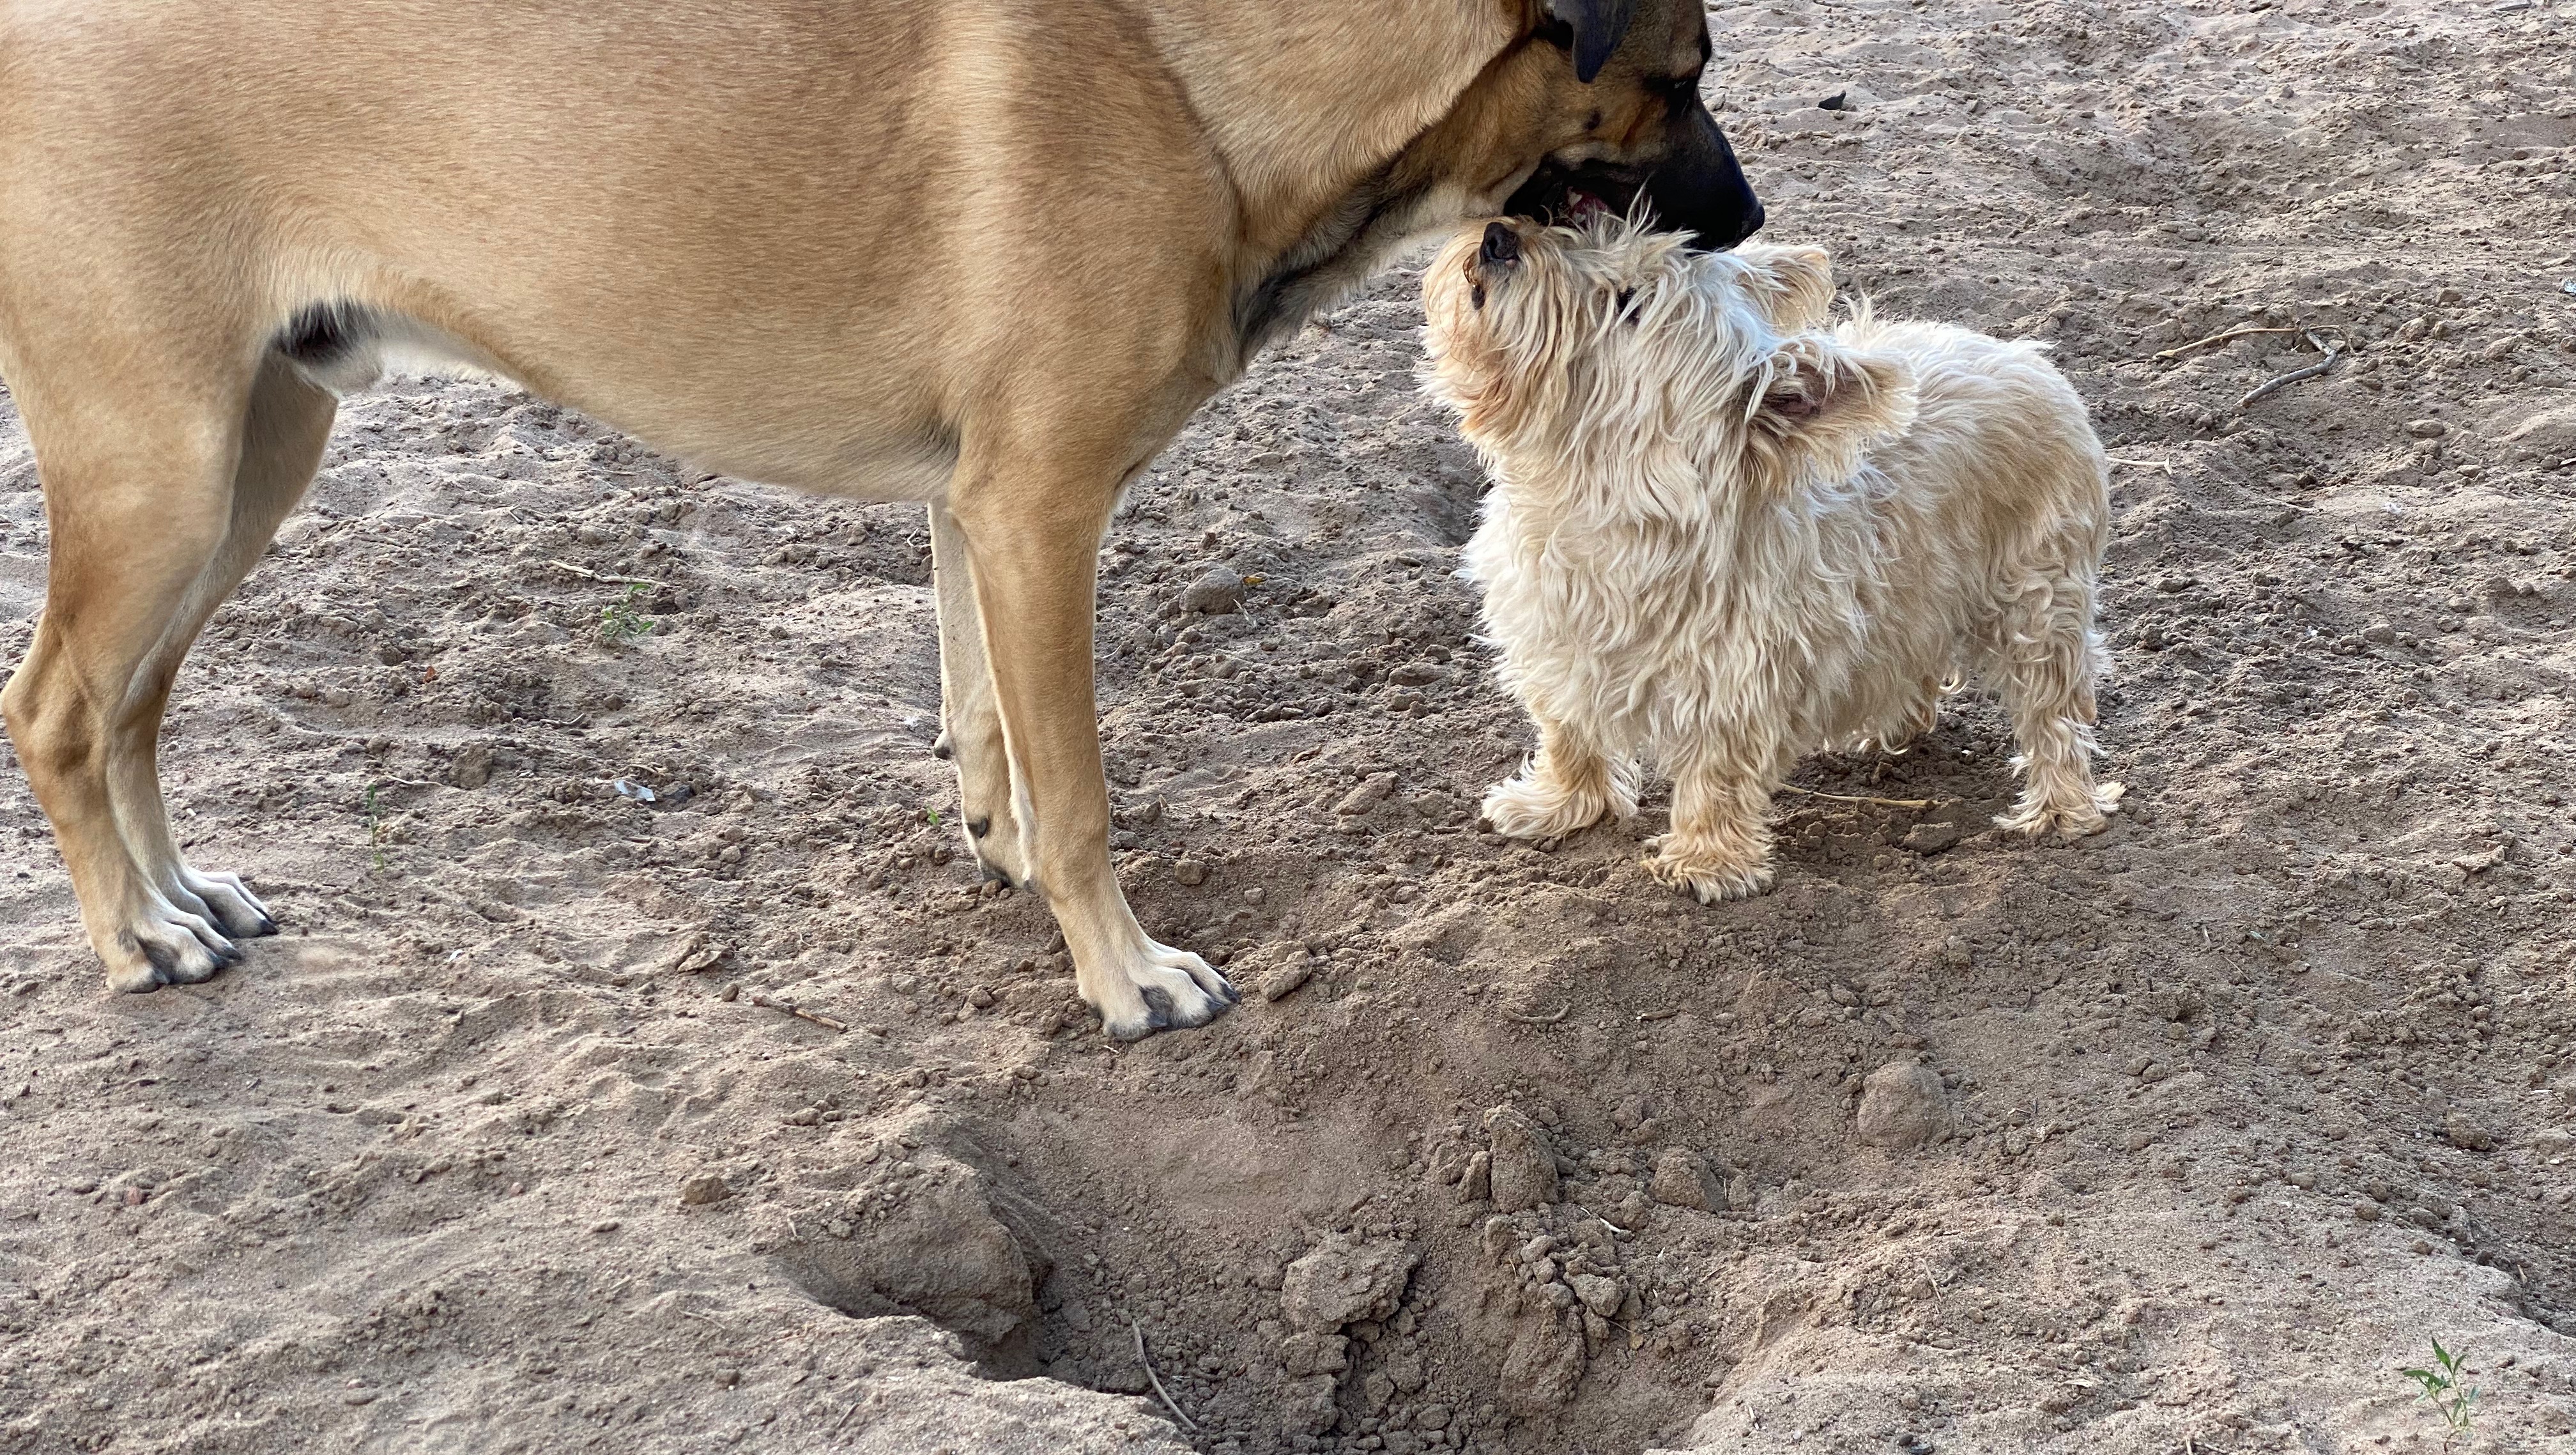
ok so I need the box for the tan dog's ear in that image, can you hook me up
[1733,244,1836,331]
[1542,0,1641,84]
[1744,334,1916,484]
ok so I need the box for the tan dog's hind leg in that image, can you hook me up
[1646,748,1781,904]
[1481,719,1636,843]
[3,352,331,990]
[947,458,1236,1041]
[928,502,1028,887]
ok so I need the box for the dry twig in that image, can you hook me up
[1128,1318,1200,1434]
[1505,1005,1571,1025]
[2239,330,2345,409]
[541,557,657,587]
[1569,1203,1633,1236]
[2152,323,2305,361]
[1776,784,1935,811]
[747,992,846,1033]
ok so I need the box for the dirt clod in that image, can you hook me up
[1280,1237,1417,1334]
[1857,1061,1954,1151]
[1335,773,1399,817]
[1177,565,1246,615]
[1259,951,1315,1003]
[1568,1273,1624,1319]
[1648,1148,1722,1210]
[1483,1107,1562,1213]
[770,1173,1036,1348]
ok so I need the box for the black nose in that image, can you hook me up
[1480,221,1522,268]
[1652,102,1765,251]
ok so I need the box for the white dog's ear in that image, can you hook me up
[1745,334,1916,483]
[1735,244,1836,331]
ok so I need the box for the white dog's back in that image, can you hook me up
[1466,310,2106,762]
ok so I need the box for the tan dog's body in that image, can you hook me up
[0,1,1760,1035]
[1423,220,2120,903]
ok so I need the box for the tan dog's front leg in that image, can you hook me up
[948,479,1236,1040]
[928,502,1027,886]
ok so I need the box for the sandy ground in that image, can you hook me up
[5,1,2576,1452]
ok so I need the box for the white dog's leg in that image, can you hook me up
[1646,750,1780,904]
[1481,719,1636,843]
[1991,585,2123,838]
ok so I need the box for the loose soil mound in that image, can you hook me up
[3,1,2573,1452]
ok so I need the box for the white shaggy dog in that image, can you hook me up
[1422,217,2122,904]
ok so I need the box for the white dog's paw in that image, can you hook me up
[1481,774,1613,843]
[1084,940,1241,1042]
[1996,780,2125,839]
[1644,838,1776,905]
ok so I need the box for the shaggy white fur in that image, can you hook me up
[1422,217,2122,904]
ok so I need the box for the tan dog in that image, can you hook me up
[0,1,1763,1038]
[1423,219,2121,904]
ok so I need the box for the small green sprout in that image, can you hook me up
[597,582,657,645]
[365,784,388,874]
[2402,1339,2478,1449]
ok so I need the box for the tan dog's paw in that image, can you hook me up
[1083,937,1240,1042]
[174,865,278,939]
[962,801,1032,888]
[1644,839,1776,904]
[1480,774,1613,843]
[1995,780,2125,839]
[933,728,1032,888]
[102,898,249,992]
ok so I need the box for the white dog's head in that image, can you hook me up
[1422,216,1915,517]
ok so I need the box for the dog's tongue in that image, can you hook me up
[1568,190,1611,223]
